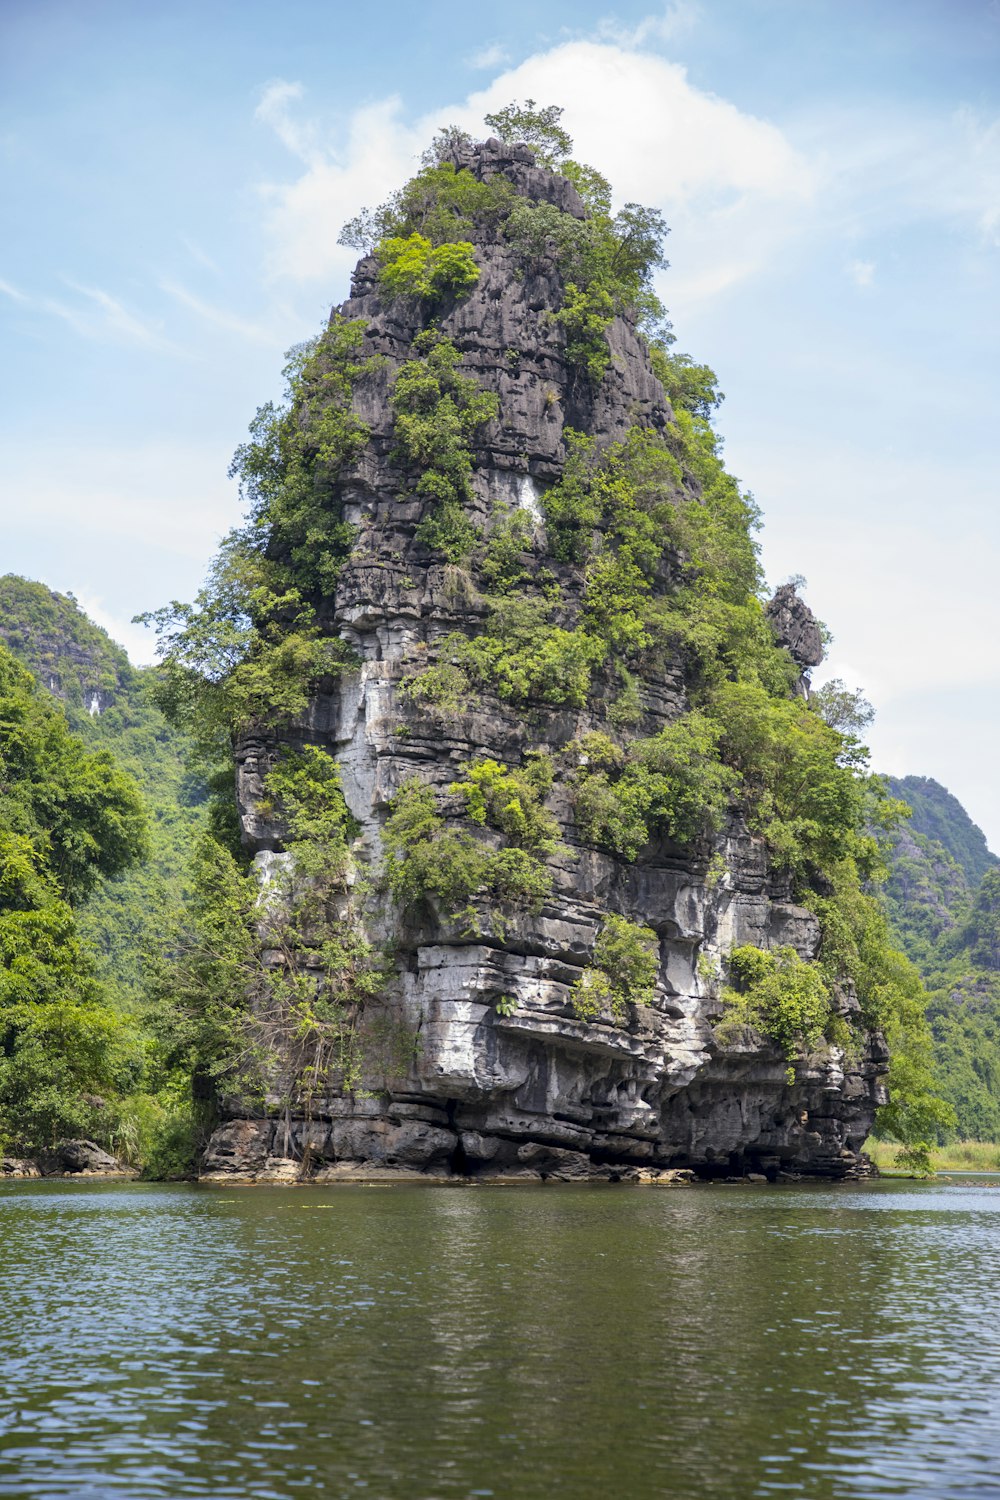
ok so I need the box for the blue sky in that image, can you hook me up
[2,0,999,844]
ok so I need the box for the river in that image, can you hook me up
[2,1177,1000,1498]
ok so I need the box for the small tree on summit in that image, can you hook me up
[483,99,573,168]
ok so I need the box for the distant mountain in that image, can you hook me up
[881,775,1000,1140]
[0,575,205,1010]
[885,775,997,889]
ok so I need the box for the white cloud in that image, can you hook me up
[467,42,511,70]
[255,79,320,165]
[847,258,875,288]
[254,41,813,298]
[0,276,28,303]
[255,92,424,283]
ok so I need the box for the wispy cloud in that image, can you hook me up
[847,258,876,288]
[255,79,321,165]
[159,279,285,344]
[179,234,222,276]
[466,42,511,70]
[61,279,172,348]
[1,271,184,352]
[595,1,702,48]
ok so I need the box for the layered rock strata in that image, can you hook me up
[201,140,887,1183]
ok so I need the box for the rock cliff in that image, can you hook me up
[199,136,888,1183]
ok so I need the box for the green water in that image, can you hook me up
[3,1178,1000,1498]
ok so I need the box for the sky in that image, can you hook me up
[1,0,999,844]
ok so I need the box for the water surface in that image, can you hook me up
[3,1177,1000,1498]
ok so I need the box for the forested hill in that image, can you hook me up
[885,775,998,889]
[881,776,1000,1140]
[0,576,206,1012]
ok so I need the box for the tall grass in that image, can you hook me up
[864,1139,1000,1174]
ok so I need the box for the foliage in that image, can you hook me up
[649,348,724,420]
[450,755,559,853]
[159,749,395,1121]
[483,99,573,168]
[383,776,553,927]
[892,1141,935,1176]
[142,538,356,761]
[876,775,1000,1141]
[390,332,499,562]
[552,282,615,382]
[0,644,148,1152]
[718,945,832,1060]
[424,603,604,710]
[571,721,737,858]
[141,318,374,753]
[875,960,958,1146]
[376,233,479,303]
[340,160,514,253]
[708,681,890,881]
[811,678,875,735]
[571,914,658,1023]
[0,647,147,904]
[505,189,668,370]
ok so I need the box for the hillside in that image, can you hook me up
[880,776,1000,1138]
[0,575,206,1017]
[885,775,998,889]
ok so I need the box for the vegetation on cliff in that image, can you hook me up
[135,104,948,1165]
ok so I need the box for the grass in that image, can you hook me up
[863,1138,1000,1174]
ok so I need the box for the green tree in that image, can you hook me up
[0,646,147,1152]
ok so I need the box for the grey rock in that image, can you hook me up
[200,139,888,1186]
[38,1139,136,1178]
[1,1156,42,1178]
[766,584,824,671]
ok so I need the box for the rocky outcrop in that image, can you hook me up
[201,140,887,1185]
[0,1140,138,1179]
[1,1156,42,1179]
[765,583,824,691]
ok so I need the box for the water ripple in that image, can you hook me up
[3,1179,1000,1497]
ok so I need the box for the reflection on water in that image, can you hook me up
[3,1178,1000,1498]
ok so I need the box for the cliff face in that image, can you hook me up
[202,140,887,1183]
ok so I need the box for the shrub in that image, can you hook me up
[719,945,831,1060]
[450,755,558,853]
[390,334,498,563]
[571,716,737,858]
[382,778,553,926]
[571,914,658,1023]
[376,233,480,302]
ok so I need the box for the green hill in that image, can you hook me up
[885,775,998,889]
[0,576,207,1012]
[0,577,209,1168]
[881,776,1000,1139]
